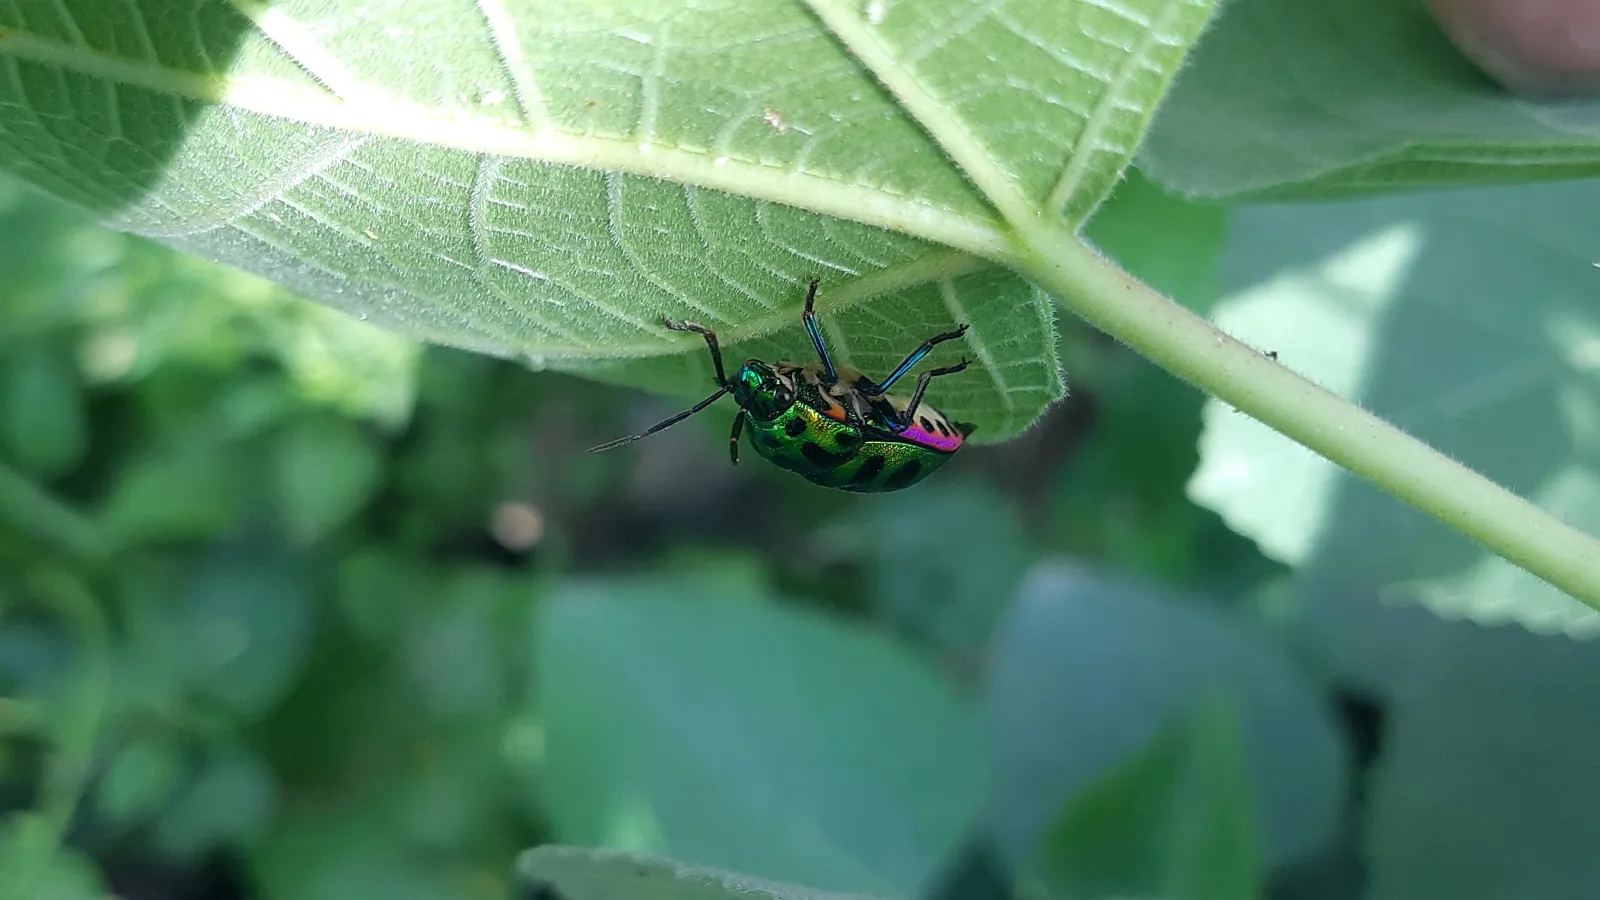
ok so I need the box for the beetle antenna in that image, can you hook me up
[588,387,731,453]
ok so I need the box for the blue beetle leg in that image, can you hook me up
[898,360,969,429]
[861,323,970,395]
[664,319,729,387]
[728,409,746,465]
[799,277,838,383]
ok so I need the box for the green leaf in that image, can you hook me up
[251,802,466,900]
[335,547,432,644]
[1031,697,1260,900]
[820,481,1031,654]
[262,300,423,432]
[535,577,987,897]
[0,345,87,478]
[1189,180,1600,634]
[112,564,199,717]
[0,460,109,564]
[98,439,249,546]
[0,0,1219,439]
[152,744,277,860]
[801,0,1213,224]
[401,567,515,719]
[0,177,119,334]
[516,846,882,900]
[0,814,106,900]
[274,415,384,545]
[98,732,186,828]
[1360,625,1600,900]
[1139,0,1600,201]
[387,724,510,852]
[985,564,1345,875]
[182,547,313,718]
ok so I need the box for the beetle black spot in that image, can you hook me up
[918,416,935,432]
[836,430,861,448]
[850,455,886,484]
[935,419,951,436]
[884,459,923,490]
[785,417,807,437]
[801,441,848,468]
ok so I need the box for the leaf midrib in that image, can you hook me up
[0,28,1016,262]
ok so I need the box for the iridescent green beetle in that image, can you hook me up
[589,279,976,492]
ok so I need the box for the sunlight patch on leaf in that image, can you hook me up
[1193,182,1600,634]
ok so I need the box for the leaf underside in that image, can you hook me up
[0,0,1217,439]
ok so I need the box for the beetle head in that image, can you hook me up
[730,360,795,420]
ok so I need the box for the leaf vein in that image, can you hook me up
[45,0,88,45]
[473,0,549,126]
[603,170,722,323]
[226,0,364,101]
[902,0,1013,65]
[1045,0,1192,220]
[990,10,1116,83]
[940,276,1015,432]
[0,28,1014,257]
[466,154,592,347]
[681,185,785,312]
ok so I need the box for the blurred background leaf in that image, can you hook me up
[1362,624,1600,900]
[983,565,1347,881]
[1191,180,1600,635]
[97,732,185,830]
[0,815,107,900]
[274,416,384,547]
[150,744,277,861]
[1029,695,1260,900]
[0,346,88,479]
[535,578,987,897]
[1139,0,1600,200]
[516,846,877,900]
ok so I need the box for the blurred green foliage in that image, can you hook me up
[7,0,1600,896]
[0,166,1301,900]
[4,156,1600,900]
[1029,696,1258,900]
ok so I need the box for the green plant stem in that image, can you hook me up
[0,697,47,739]
[1011,228,1600,608]
[807,0,1600,608]
[21,567,111,845]
[0,459,112,565]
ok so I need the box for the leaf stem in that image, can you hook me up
[0,460,112,565]
[1011,229,1600,608]
[6,567,111,846]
